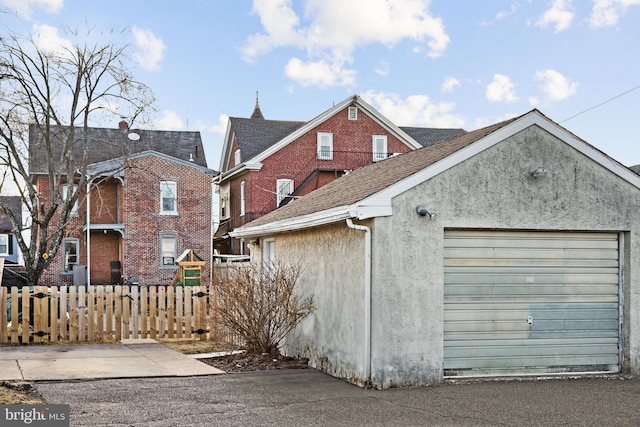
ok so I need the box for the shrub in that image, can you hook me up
[213,261,314,355]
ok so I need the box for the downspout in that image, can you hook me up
[85,178,91,286]
[346,218,372,384]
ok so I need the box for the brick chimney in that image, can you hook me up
[118,120,128,130]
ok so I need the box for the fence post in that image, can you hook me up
[114,286,122,342]
[59,287,68,341]
[0,286,7,342]
[50,286,59,342]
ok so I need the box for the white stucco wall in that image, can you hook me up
[370,125,640,388]
[251,124,640,389]
[260,222,373,386]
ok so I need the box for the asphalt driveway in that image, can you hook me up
[35,371,640,427]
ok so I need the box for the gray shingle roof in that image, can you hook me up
[229,118,306,161]
[0,196,22,231]
[29,124,208,175]
[631,165,640,175]
[400,127,467,147]
[241,116,517,229]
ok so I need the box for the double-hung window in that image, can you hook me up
[0,234,9,255]
[62,184,79,216]
[160,235,177,267]
[276,179,294,207]
[317,132,333,160]
[373,135,388,162]
[160,181,177,214]
[62,238,79,273]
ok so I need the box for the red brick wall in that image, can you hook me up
[123,155,212,285]
[36,177,88,286]
[89,178,120,224]
[223,105,414,254]
[38,155,212,286]
[89,231,121,284]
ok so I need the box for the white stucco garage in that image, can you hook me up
[230,110,640,389]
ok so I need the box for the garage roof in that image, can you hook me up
[230,109,640,238]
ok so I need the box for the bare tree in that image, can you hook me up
[0,26,155,285]
[214,261,315,355]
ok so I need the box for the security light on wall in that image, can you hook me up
[416,205,437,219]
[530,167,548,178]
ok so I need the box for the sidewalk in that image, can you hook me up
[0,339,223,381]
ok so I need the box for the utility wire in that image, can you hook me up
[560,84,640,123]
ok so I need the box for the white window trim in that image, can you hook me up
[276,179,294,207]
[160,181,178,215]
[240,181,246,216]
[160,235,177,268]
[0,234,9,256]
[263,238,275,273]
[62,184,79,216]
[317,132,333,160]
[234,149,241,166]
[373,135,388,162]
[62,237,79,274]
[348,107,358,120]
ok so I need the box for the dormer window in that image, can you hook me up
[348,107,358,120]
[234,149,241,166]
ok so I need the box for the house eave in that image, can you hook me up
[229,201,393,238]
[219,163,263,182]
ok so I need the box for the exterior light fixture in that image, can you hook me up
[530,167,548,178]
[416,205,437,219]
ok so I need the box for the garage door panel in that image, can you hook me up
[445,303,618,322]
[444,354,619,371]
[445,272,619,285]
[443,230,620,377]
[444,284,619,297]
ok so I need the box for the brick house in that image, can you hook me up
[215,94,465,254]
[0,196,22,265]
[29,123,218,286]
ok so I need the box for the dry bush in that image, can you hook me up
[213,261,314,355]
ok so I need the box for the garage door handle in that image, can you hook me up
[528,316,533,325]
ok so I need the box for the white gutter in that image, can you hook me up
[346,218,372,384]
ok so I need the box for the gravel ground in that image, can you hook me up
[35,373,640,427]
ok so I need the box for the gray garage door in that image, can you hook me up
[444,230,620,377]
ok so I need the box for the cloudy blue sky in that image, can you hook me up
[2,0,639,168]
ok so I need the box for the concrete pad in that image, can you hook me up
[0,359,24,380]
[0,341,223,381]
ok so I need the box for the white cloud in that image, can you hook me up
[199,114,229,135]
[361,90,464,128]
[536,0,574,32]
[0,0,62,20]
[243,0,450,87]
[154,110,184,130]
[480,1,520,26]
[285,58,356,88]
[132,27,166,72]
[535,69,578,100]
[590,0,640,27]
[486,74,518,103]
[375,60,390,77]
[441,76,461,93]
[32,24,73,57]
